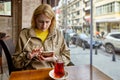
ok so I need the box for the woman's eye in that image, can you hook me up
[39,21,44,23]
[38,20,49,24]
[46,21,49,23]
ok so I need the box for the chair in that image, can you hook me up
[0,36,16,75]
[0,44,3,74]
[0,32,6,74]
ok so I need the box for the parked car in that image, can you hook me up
[70,34,78,45]
[69,32,76,38]
[71,33,102,48]
[102,32,120,53]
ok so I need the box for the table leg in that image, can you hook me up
[0,57,3,74]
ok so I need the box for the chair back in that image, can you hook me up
[0,32,6,57]
[0,36,15,75]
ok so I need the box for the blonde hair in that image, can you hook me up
[31,4,56,31]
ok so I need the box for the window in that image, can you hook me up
[117,2,120,12]
[111,34,120,39]
[77,11,80,15]
[96,2,115,15]
[57,0,120,80]
[0,0,11,16]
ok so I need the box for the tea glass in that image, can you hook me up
[54,58,65,78]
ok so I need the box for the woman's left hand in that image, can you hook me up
[38,53,57,62]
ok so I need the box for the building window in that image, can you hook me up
[117,2,120,12]
[76,2,79,7]
[96,2,115,15]
[77,11,80,15]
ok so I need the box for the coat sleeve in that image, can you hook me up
[12,29,32,69]
[58,30,71,66]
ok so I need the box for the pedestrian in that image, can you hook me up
[64,31,71,47]
[12,4,73,70]
[64,27,73,47]
[96,31,100,38]
[101,31,105,38]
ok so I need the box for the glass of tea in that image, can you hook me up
[54,59,65,78]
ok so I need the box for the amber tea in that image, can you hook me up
[54,60,65,78]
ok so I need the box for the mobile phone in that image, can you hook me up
[41,51,54,57]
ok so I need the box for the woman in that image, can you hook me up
[12,4,71,70]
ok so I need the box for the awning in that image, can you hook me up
[95,18,120,23]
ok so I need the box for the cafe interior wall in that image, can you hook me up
[0,0,59,76]
[22,0,42,28]
[0,0,59,45]
[0,0,58,76]
[0,0,42,45]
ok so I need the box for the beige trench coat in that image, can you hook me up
[12,28,70,70]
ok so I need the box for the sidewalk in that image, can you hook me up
[69,45,120,80]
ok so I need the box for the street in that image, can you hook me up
[69,44,120,80]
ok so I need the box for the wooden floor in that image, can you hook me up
[0,67,9,80]
[0,52,9,80]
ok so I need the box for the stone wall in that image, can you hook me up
[0,0,42,44]
[0,0,59,44]
[0,17,12,37]
[0,0,58,41]
[22,0,41,28]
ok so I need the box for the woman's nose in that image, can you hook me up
[43,22,47,26]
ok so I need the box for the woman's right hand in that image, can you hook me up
[28,47,43,59]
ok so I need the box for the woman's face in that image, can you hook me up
[36,14,51,31]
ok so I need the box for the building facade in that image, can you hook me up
[94,0,120,35]
[57,0,120,36]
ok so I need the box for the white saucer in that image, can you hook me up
[49,69,68,80]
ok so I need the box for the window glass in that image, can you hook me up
[55,0,120,80]
[111,34,120,39]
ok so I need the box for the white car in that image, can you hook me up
[103,32,120,53]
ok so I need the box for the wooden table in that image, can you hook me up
[0,44,2,74]
[9,65,112,80]
[0,57,2,74]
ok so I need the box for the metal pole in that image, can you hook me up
[90,0,93,65]
[65,0,67,28]
[82,0,84,33]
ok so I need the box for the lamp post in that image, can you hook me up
[90,0,93,65]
